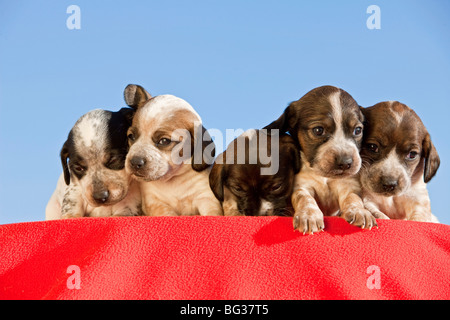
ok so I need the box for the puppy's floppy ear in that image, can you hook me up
[60,140,71,185]
[124,84,152,109]
[290,142,301,174]
[118,107,135,125]
[263,104,295,135]
[281,135,301,174]
[191,123,216,172]
[359,105,367,122]
[422,133,440,183]
[209,161,225,202]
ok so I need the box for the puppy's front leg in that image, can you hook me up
[339,193,377,229]
[222,188,242,216]
[362,196,390,220]
[291,188,324,234]
[110,192,142,217]
[111,201,142,217]
[222,201,242,216]
[402,193,433,222]
[90,206,113,217]
[336,180,377,229]
[194,197,223,216]
[143,200,178,216]
[61,184,85,219]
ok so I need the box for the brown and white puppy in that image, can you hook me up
[265,85,376,233]
[360,101,440,222]
[124,84,223,216]
[45,108,141,219]
[209,129,301,216]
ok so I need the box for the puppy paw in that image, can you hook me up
[369,210,390,220]
[112,207,139,217]
[196,201,224,216]
[364,205,390,219]
[408,213,430,222]
[61,211,84,219]
[341,207,377,230]
[144,204,178,216]
[293,209,324,234]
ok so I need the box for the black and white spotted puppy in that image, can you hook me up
[45,107,142,219]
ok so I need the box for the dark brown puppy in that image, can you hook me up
[265,85,376,233]
[360,101,440,222]
[209,129,300,216]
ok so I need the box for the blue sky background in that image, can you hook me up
[0,0,449,225]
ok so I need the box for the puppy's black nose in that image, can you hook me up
[93,190,109,203]
[130,156,146,169]
[336,155,353,171]
[381,178,398,192]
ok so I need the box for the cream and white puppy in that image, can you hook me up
[360,101,440,222]
[124,84,223,216]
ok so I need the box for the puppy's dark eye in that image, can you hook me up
[127,133,135,142]
[231,185,245,194]
[367,143,379,153]
[157,138,171,146]
[353,126,363,136]
[406,151,419,160]
[270,184,283,193]
[312,126,325,136]
[72,164,85,173]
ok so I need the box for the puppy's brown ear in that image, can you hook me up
[209,162,225,202]
[359,105,367,123]
[191,124,216,172]
[60,140,71,185]
[263,104,296,135]
[290,142,301,174]
[423,133,440,183]
[281,135,301,174]
[124,84,152,109]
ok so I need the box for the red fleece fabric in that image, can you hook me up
[0,216,449,300]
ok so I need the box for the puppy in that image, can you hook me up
[265,85,376,233]
[124,84,223,216]
[209,129,301,216]
[360,101,440,222]
[45,108,141,219]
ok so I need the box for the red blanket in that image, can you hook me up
[1,216,449,300]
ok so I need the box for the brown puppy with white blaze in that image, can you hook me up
[360,101,440,222]
[265,85,376,233]
[124,84,223,216]
[209,129,301,216]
